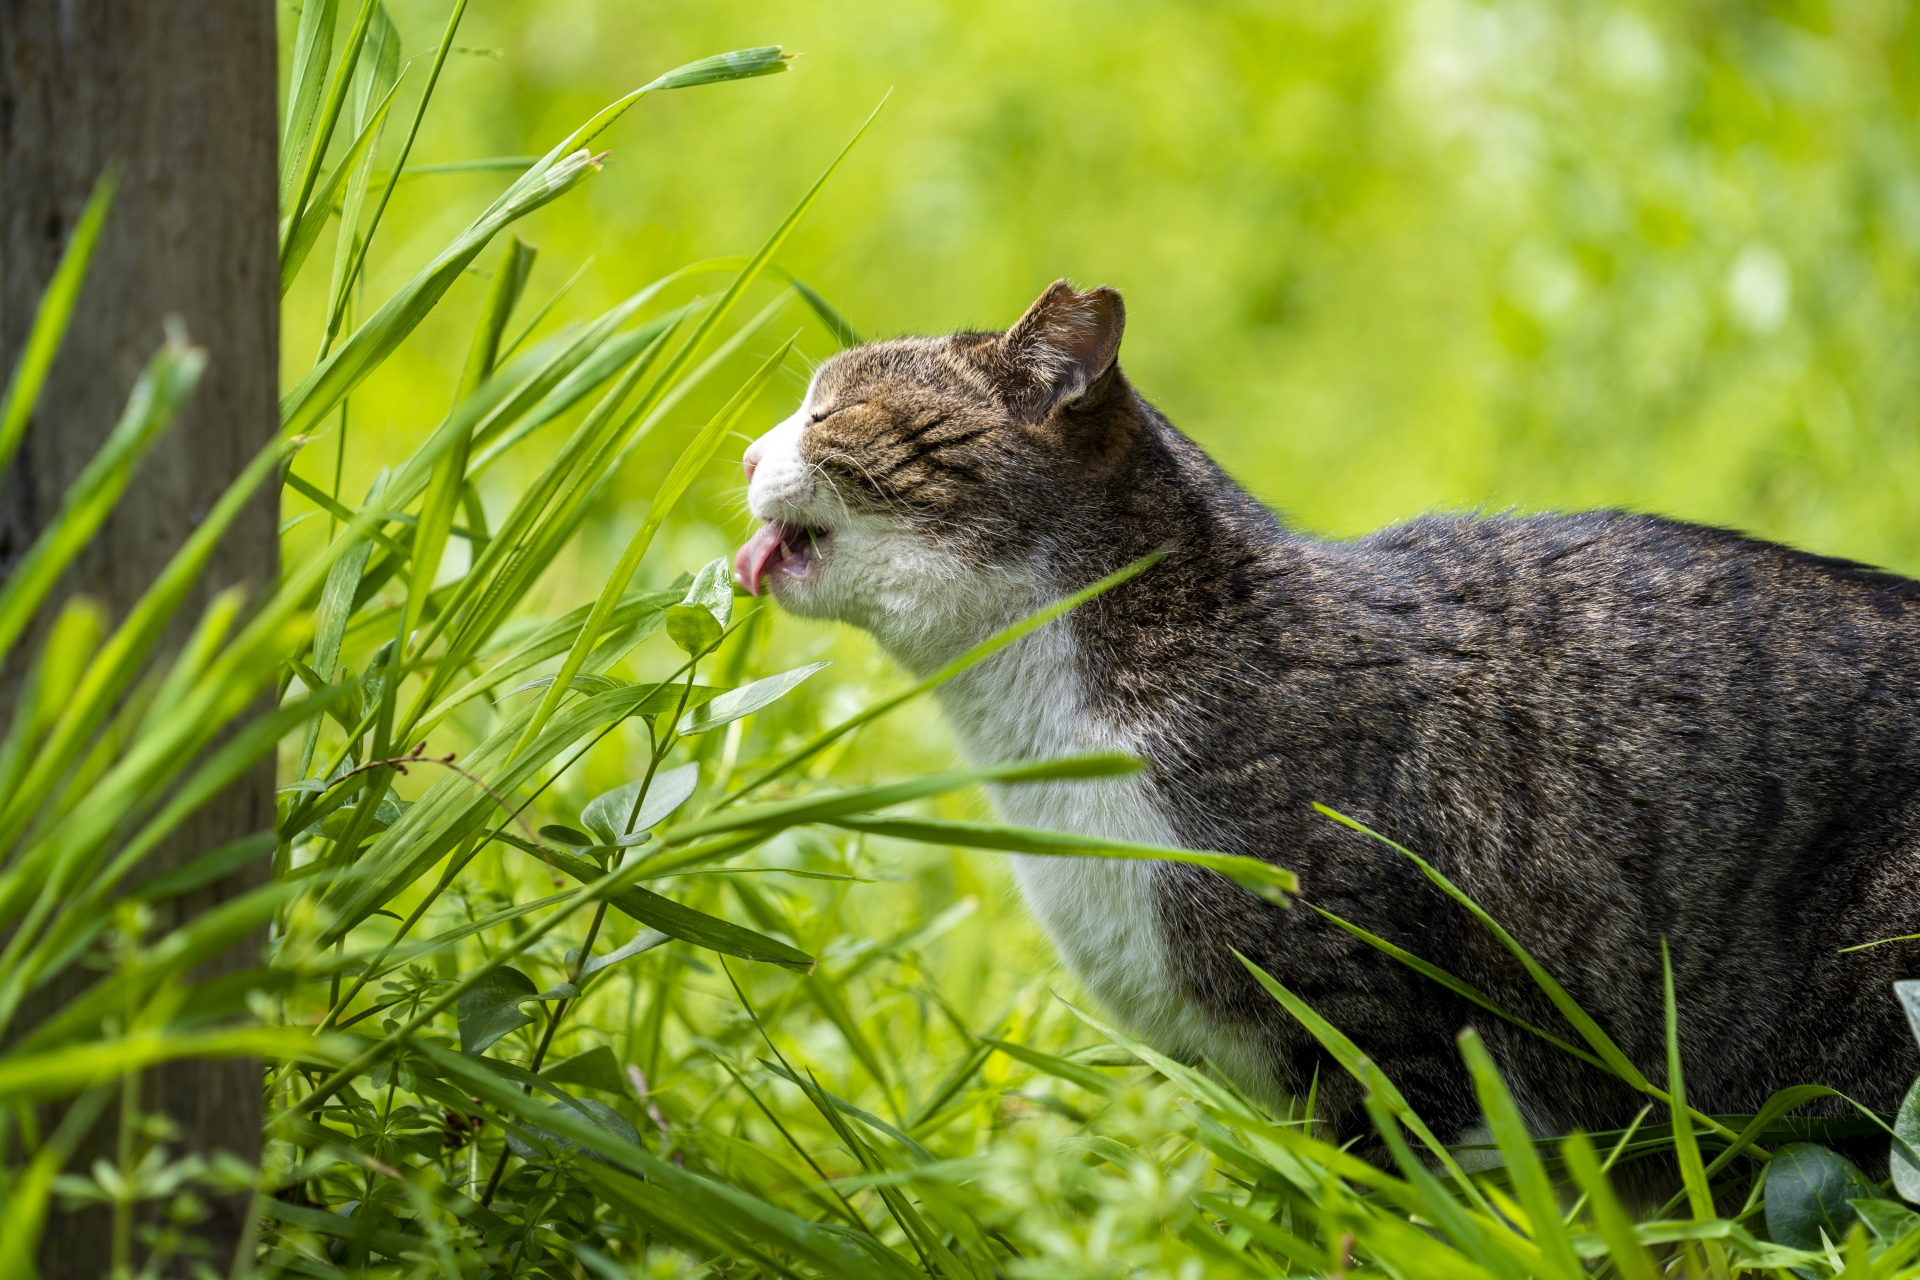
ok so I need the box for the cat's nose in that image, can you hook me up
[742,438,763,481]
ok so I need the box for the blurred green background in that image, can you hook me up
[293,0,1920,573]
[284,0,1920,1017]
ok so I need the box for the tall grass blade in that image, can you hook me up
[514,339,794,752]
[0,168,114,479]
[318,0,472,356]
[0,333,203,665]
[279,0,339,203]
[1236,950,1495,1212]
[1664,937,1730,1279]
[829,813,1295,903]
[1457,1028,1585,1277]
[1562,1130,1661,1280]
[279,0,382,265]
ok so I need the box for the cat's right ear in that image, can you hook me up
[1001,279,1126,422]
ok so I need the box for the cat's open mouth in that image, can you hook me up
[734,521,826,596]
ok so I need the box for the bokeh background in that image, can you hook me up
[284,0,1920,1021]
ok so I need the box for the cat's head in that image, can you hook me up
[733,280,1140,664]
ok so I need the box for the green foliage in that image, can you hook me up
[12,1,1920,1277]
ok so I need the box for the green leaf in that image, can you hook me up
[1898,980,1920,1049]
[646,46,792,91]
[683,556,734,629]
[1854,1197,1920,1240]
[543,1045,629,1094]
[579,929,669,977]
[581,762,702,845]
[505,1098,643,1164]
[665,603,723,656]
[496,838,814,971]
[1895,1076,1920,1203]
[457,966,540,1056]
[1764,1143,1887,1251]
[679,662,830,736]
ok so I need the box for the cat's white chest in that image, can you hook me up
[932,627,1212,1056]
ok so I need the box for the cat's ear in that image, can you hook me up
[1002,279,1125,420]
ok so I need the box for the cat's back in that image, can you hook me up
[1284,509,1920,713]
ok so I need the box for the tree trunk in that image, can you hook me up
[0,2,280,1275]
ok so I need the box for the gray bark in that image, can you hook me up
[0,2,280,1275]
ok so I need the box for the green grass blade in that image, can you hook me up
[281,145,601,440]
[1457,1028,1586,1277]
[279,0,339,202]
[1312,803,1741,1143]
[1235,949,1496,1215]
[1664,938,1729,1277]
[407,238,536,646]
[1306,900,1607,1069]
[281,69,403,296]
[513,338,793,753]
[0,1087,113,1276]
[280,0,382,264]
[1563,1130,1660,1280]
[0,1028,344,1105]
[661,754,1142,849]
[0,167,114,479]
[827,813,1295,904]
[410,1040,919,1278]
[1359,1091,1534,1280]
[313,1,400,324]
[0,600,104,808]
[317,0,472,358]
[0,333,203,666]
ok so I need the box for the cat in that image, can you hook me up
[732,278,1920,1151]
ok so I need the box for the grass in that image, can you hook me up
[5,2,1920,1277]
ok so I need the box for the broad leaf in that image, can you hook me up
[581,762,702,845]
[1894,1076,1920,1202]
[539,825,596,849]
[457,967,540,1057]
[1854,1196,1920,1240]
[581,929,669,976]
[683,556,734,629]
[1898,979,1920,1048]
[1764,1142,1886,1250]
[665,604,722,656]
[679,662,830,736]
[544,1045,629,1094]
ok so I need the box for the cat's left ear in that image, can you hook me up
[1002,279,1125,421]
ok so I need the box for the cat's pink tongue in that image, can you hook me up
[734,522,789,597]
